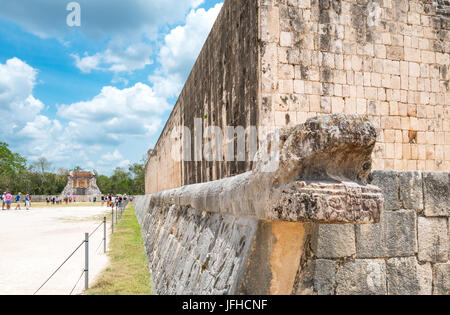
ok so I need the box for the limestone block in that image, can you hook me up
[386,257,432,295]
[356,210,417,258]
[398,171,424,210]
[313,224,356,259]
[418,217,448,263]
[371,171,401,210]
[423,172,450,217]
[433,263,450,295]
[335,259,387,295]
[314,259,336,295]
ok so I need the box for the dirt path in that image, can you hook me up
[0,205,113,295]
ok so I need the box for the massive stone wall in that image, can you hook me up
[145,0,260,193]
[136,116,448,295]
[145,0,449,194]
[260,0,450,173]
[135,170,449,295]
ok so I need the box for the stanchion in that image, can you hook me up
[111,208,114,234]
[84,233,89,290]
[103,217,106,253]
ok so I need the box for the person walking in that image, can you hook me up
[1,192,6,210]
[25,194,31,211]
[5,192,12,210]
[15,193,21,210]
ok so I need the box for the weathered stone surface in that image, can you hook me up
[370,171,401,210]
[314,259,336,295]
[269,180,383,224]
[136,199,259,295]
[423,172,450,217]
[398,171,423,211]
[313,224,356,259]
[356,210,417,258]
[418,217,449,263]
[148,115,384,224]
[335,259,387,295]
[386,257,432,295]
[433,263,450,295]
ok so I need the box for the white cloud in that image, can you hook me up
[0,58,44,137]
[149,3,223,99]
[0,58,167,172]
[72,42,153,74]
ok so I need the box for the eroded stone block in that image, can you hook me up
[433,263,450,295]
[313,224,356,259]
[371,171,401,210]
[335,259,387,295]
[423,172,450,217]
[418,217,449,263]
[314,259,336,295]
[398,171,424,210]
[356,210,417,258]
[386,257,432,295]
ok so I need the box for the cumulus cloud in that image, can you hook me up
[0,58,44,138]
[149,3,223,99]
[72,42,153,74]
[0,57,167,171]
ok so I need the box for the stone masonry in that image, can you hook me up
[137,0,450,296]
[145,0,450,194]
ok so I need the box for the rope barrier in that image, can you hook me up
[33,240,85,295]
[89,221,104,237]
[69,269,86,295]
[33,202,130,295]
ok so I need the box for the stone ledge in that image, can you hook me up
[146,115,384,224]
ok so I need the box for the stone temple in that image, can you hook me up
[61,171,102,196]
[135,0,450,295]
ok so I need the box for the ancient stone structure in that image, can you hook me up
[145,0,450,194]
[137,0,449,295]
[61,171,102,196]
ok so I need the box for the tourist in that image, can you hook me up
[5,192,12,210]
[1,192,5,210]
[46,196,50,205]
[101,195,105,206]
[24,194,31,210]
[15,193,21,210]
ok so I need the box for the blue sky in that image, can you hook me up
[0,0,223,174]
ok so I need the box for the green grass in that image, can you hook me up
[86,203,152,295]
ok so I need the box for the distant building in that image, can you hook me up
[61,170,102,196]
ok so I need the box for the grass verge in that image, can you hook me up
[86,203,152,295]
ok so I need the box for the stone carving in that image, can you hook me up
[148,114,384,224]
[61,170,102,196]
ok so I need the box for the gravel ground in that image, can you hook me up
[0,205,113,295]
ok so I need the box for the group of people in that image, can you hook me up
[46,195,77,205]
[101,194,129,209]
[1,192,133,211]
[1,192,31,211]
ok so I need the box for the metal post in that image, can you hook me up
[84,233,89,290]
[111,208,114,234]
[103,217,106,253]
